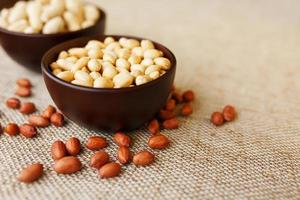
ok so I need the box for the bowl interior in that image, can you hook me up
[42,35,177,92]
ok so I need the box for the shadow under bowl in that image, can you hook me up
[0,0,106,71]
[42,35,177,132]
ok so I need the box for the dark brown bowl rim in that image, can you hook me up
[41,35,177,93]
[0,4,106,37]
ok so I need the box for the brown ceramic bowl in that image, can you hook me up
[42,35,176,132]
[0,0,106,71]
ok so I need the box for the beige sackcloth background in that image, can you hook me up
[0,0,300,199]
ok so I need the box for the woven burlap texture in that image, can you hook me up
[0,0,300,199]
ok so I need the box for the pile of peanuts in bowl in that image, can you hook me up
[0,0,101,34]
[51,36,172,88]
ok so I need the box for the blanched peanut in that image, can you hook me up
[57,59,74,71]
[87,59,102,72]
[74,70,92,81]
[66,56,78,63]
[116,58,130,70]
[141,40,155,49]
[65,0,84,23]
[88,49,103,59]
[144,49,162,59]
[132,47,144,57]
[103,53,117,64]
[94,77,113,88]
[105,42,121,51]
[81,20,94,29]
[85,40,105,50]
[41,0,65,23]
[43,16,64,34]
[130,64,146,73]
[8,1,27,24]
[26,1,43,32]
[81,66,90,73]
[63,11,80,31]
[36,0,50,5]
[24,27,38,34]
[50,62,60,70]
[71,79,92,87]
[102,67,118,79]
[90,71,101,80]
[135,75,151,86]
[130,70,143,78]
[8,19,28,32]
[104,37,115,45]
[116,48,131,59]
[154,57,171,70]
[71,57,89,72]
[84,5,100,22]
[141,58,154,66]
[102,62,114,71]
[58,51,69,59]
[122,39,140,49]
[53,68,62,75]
[68,48,87,58]
[119,37,127,47]
[145,65,161,75]
[0,9,8,28]
[149,71,160,80]
[56,71,74,82]
[113,73,134,88]
[128,55,142,65]
[116,66,129,73]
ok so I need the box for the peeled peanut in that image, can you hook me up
[103,52,117,64]
[43,16,65,34]
[65,0,84,23]
[24,27,38,34]
[141,58,154,66]
[113,73,134,88]
[81,20,94,29]
[26,1,43,32]
[8,1,27,24]
[144,49,162,59]
[145,65,161,75]
[94,77,114,88]
[141,40,155,49]
[57,59,73,71]
[68,48,87,58]
[128,55,142,65]
[154,57,171,70]
[8,19,28,32]
[74,71,93,85]
[87,59,102,72]
[132,47,144,57]
[90,71,101,80]
[116,48,131,59]
[130,64,146,73]
[56,71,74,82]
[41,0,65,22]
[84,5,100,22]
[71,57,89,72]
[85,40,105,50]
[104,37,115,45]
[63,11,80,31]
[149,71,160,80]
[58,51,69,59]
[105,42,121,51]
[102,67,118,80]
[122,39,139,49]
[88,49,103,59]
[116,58,130,70]
[135,75,151,86]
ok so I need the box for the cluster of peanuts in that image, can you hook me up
[210,105,236,126]
[51,37,171,88]
[0,0,100,34]
[3,78,65,138]
[3,80,195,182]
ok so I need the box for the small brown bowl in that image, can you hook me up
[42,35,176,132]
[0,0,106,71]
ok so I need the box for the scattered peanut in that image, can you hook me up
[181,103,193,116]
[16,87,31,97]
[148,134,170,149]
[51,140,67,160]
[50,112,64,127]
[211,112,224,126]
[28,115,50,127]
[113,132,131,147]
[17,163,43,183]
[133,150,155,167]
[148,119,160,135]
[66,137,81,156]
[163,118,179,129]
[19,124,37,138]
[86,136,108,150]
[5,123,20,136]
[19,102,36,114]
[182,90,195,102]
[99,162,121,179]
[223,105,236,122]
[6,97,21,109]
[54,156,82,174]
[90,151,110,169]
[42,105,56,119]
[117,147,131,165]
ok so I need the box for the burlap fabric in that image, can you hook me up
[0,0,300,199]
